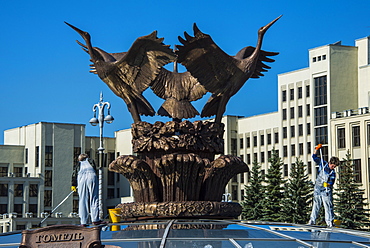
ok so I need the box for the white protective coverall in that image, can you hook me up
[77,158,99,225]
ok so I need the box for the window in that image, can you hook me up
[0,184,8,196]
[45,146,53,167]
[314,107,327,126]
[0,204,7,214]
[108,171,115,186]
[318,56,322,61]
[268,151,271,160]
[307,104,310,116]
[283,146,288,157]
[283,127,287,138]
[108,189,115,199]
[290,89,294,100]
[352,126,360,147]
[353,159,362,183]
[284,164,288,176]
[291,126,295,137]
[246,137,250,148]
[74,147,81,165]
[253,136,257,147]
[246,154,251,164]
[231,138,237,156]
[323,54,326,60]
[29,204,37,214]
[337,128,346,149]
[298,106,303,117]
[313,57,316,62]
[298,87,302,99]
[14,167,22,177]
[314,76,327,106]
[73,200,79,213]
[232,185,238,201]
[44,190,52,207]
[14,204,22,217]
[45,170,52,187]
[315,127,328,145]
[0,167,8,177]
[290,107,295,119]
[306,85,310,97]
[307,123,311,135]
[29,184,38,197]
[307,142,311,154]
[240,138,244,149]
[260,135,264,146]
[14,184,23,197]
[307,161,312,174]
[298,124,303,136]
[25,148,28,164]
[254,153,258,161]
[274,132,279,143]
[267,133,271,145]
[291,144,295,156]
[367,124,370,145]
[282,109,287,120]
[35,146,39,167]
[261,152,265,163]
[282,90,287,102]
[299,143,304,155]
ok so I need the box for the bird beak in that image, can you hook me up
[65,21,90,40]
[260,15,282,33]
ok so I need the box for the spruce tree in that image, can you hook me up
[335,151,370,230]
[260,149,285,222]
[281,158,313,224]
[241,160,264,220]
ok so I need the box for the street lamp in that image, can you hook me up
[90,92,114,219]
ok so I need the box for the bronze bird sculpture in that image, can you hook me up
[65,22,176,123]
[151,60,207,121]
[176,16,281,123]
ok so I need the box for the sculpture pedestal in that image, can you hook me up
[109,120,248,219]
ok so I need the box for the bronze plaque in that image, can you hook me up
[19,225,101,248]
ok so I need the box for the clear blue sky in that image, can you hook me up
[1,1,370,144]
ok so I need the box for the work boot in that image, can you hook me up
[307,220,315,225]
[93,220,107,226]
[327,222,333,228]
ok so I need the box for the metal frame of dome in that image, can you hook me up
[1,219,370,247]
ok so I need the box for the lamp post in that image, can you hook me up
[89,92,114,220]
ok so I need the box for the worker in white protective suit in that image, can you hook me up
[308,144,340,227]
[71,154,105,227]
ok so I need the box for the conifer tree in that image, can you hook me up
[335,151,370,230]
[241,159,264,220]
[260,149,285,222]
[281,158,313,224]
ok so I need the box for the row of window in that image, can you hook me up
[282,105,310,120]
[0,183,38,197]
[312,54,326,62]
[0,203,38,216]
[240,132,279,149]
[282,123,311,138]
[282,85,310,102]
[243,150,278,165]
[0,167,25,177]
[337,126,362,149]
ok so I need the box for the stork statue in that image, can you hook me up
[176,16,281,123]
[65,22,176,123]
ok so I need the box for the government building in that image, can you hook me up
[0,35,370,232]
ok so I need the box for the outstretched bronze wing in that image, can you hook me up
[66,21,176,123]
